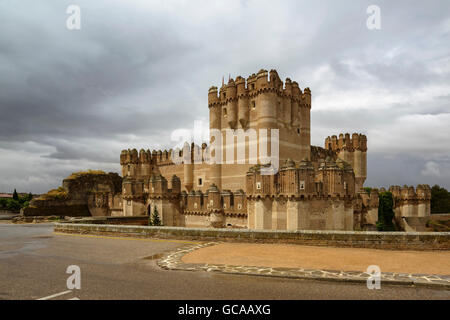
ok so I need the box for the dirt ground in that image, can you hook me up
[182,243,450,275]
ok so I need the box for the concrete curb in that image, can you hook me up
[156,242,450,290]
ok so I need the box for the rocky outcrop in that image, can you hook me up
[22,171,122,217]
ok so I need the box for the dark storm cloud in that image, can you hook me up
[0,0,449,193]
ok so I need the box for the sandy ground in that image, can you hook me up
[182,243,450,275]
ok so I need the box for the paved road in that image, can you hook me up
[0,223,449,300]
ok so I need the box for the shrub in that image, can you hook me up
[6,199,21,212]
[151,206,162,226]
[0,198,7,208]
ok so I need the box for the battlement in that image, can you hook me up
[122,174,181,200]
[325,133,367,152]
[120,142,209,169]
[389,184,432,201]
[208,69,311,107]
[182,186,247,216]
[246,158,356,199]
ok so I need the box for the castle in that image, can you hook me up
[29,69,430,231]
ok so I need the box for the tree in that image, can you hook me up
[431,185,450,214]
[6,199,21,212]
[12,189,19,201]
[377,191,396,231]
[151,206,162,226]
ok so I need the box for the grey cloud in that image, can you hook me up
[0,0,449,192]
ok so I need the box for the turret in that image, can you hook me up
[236,76,249,129]
[225,78,237,129]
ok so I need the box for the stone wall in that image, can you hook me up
[54,223,450,250]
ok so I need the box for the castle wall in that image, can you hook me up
[250,197,353,231]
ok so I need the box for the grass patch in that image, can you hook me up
[38,187,68,200]
[65,170,107,180]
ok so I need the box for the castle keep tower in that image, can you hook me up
[208,69,312,191]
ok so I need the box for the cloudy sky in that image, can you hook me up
[0,0,449,193]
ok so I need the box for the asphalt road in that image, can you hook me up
[0,223,449,300]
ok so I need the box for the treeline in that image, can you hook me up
[431,185,450,214]
[0,189,33,212]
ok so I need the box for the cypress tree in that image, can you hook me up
[152,206,162,226]
[12,189,19,201]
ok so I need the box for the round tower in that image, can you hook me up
[208,86,222,189]
[226,79,237,129]
[236,76,249,129]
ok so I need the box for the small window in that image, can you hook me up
[194,203,197,209]
[251,84,255,90]
[300,181,305,190]
[256,182,261,190]
[223,108,227,117]
[127,200,131,206]
[237,204,242,210]
[223,93,226,99]
[251,101,256,110]
[297,128,300,134]
[198,178,203,186]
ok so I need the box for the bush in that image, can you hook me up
[6,199,21,212]
[0,198,7,209]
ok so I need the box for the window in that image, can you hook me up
[237,204,242,210]
[297,128,300,134]
[251,101,256,110]
[300,181,305,190]
[198,178,203,186]
[256,182,261,190]
[127,200,131,206]
[251,84,255,90]
[223,108,227,117]
[223,93,226,99]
